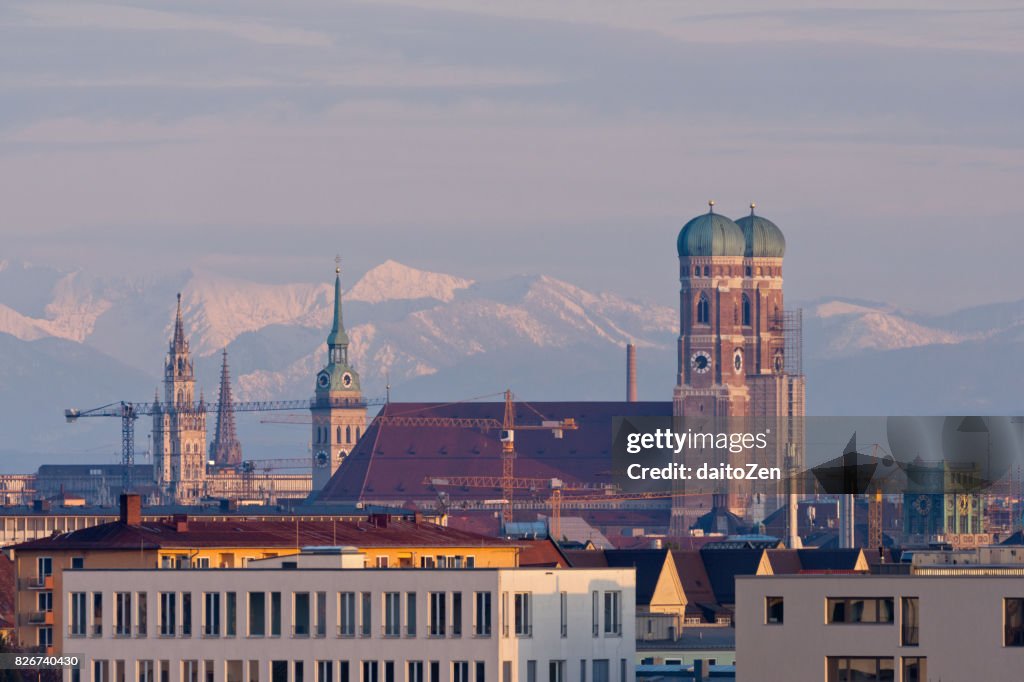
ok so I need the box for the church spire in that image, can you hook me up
[172,292,187,351]
[326,260,349,361]
[210,348,242,468]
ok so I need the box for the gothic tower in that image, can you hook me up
[210,348,243,468]
[152,294,208,504]
[311,265,367,490]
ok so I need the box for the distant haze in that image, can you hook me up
[2,1,1023,312]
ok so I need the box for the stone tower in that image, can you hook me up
[311,265,367,491]
[671,203,805,532]
[210,348,243,468]
[152,294,208,504]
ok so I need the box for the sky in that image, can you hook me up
[2,1,1023,313]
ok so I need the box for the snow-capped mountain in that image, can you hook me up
[2,259,1023,468]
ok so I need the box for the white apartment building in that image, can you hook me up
[61,548,635,682]
[736,570,1024,682]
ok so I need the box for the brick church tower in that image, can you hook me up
[672,202,805,532]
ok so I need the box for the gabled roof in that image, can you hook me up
[11,517,514,552]
[699,548,769,605]
[316,401,672,504]
[797,548,866,572]
[672,550,718,617]
[517,539,570,568]
[602,549,674,606]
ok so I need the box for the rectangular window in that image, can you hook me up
[159,592,176,637]
[603,592,621,635]
[501,592,509,637]
[270,592,281,637]
[204,593,221,637]
[526,661,536,682]
[316,661,332,682]
[452,662,469,682]
[560,592,567,638]
[361,661,378,682]
[384,592,401,637]
[474,592,491,636]
[619,660,626,682]
[249,592,266,637]
[429,592,446,636]
[37,626,52,648]
[901,597,919,646]
[360,592,371,637]
[384,661,394,682]
[514,592,532,637]
[502,662,512,682]
[115,592,131,636]
[315,592,327,638]
[429,662,440,682]
[137,593,147,637]
[294,592,310,637]
[138,660,155,682]
[765,596,784,624]
[592,591,599,637]
[294,661,304,682]
[225,592,236,637]
[452,592,462,637]
[579,661,586,682]
[825,657,895,682]
[92,592,103,636]
[901,657,926,682]
[339,592,356,637]
[407,661,424,682]
[548,661,565,682]
[1005,598,1024,646]
[405,592,417,637]
[826,598,895,624]
[37,556,53,579]
[466,556,475,568]
[475,662,485,682]
[181,592,192,637]
[420,556,435,568]
[71,556,85,570]
[376,556,389,568]
[592,661,609,682]
[271,662,287,682]
[339,661,350,682]
[70,592,87,636]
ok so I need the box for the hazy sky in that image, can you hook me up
[2,1,1022,312]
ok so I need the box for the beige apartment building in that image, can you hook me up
[736,570,1024,681]
[61,548,636,682]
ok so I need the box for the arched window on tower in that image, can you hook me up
[336,426,342,444]
[346,426,352,443]
[696,294,710,325]
[356,427,361,441]
[742,294,752,327]
[702,265,710,277]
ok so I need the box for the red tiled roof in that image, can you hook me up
[11,517,514,552]
[516,539,570,568]
[316,401,672,504]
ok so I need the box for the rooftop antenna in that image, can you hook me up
[335,254,341,275]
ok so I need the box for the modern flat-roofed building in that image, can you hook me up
[62,548,636,682]
[9,495,517,655]
[736,569,1024,681]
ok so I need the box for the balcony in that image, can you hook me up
[26,611,54,625]
[23,576,53,590]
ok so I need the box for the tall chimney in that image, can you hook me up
[119,494,141,526]
[626,343,638,402]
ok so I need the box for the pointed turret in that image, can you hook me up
[210,348,242,468]
[327,266,349,349]
[172,292,187,352]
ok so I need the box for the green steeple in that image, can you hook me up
[326,267,349,348]
[316,263,360,393]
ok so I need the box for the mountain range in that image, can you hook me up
[1,258,1022,470]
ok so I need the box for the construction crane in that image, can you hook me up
[64,397,387,468]
[425,474,675,540]
[385,390,576,523]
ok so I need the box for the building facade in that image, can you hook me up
[671,203,805,531]
[310,267,367,491]
[736,571,1024,682]
[62,554,635,682]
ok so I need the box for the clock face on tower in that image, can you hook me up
[690,350,712,374]
[733,348,743,374]
[342,372,352,388]
[317,372,330,389]
[315,450,329,468]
